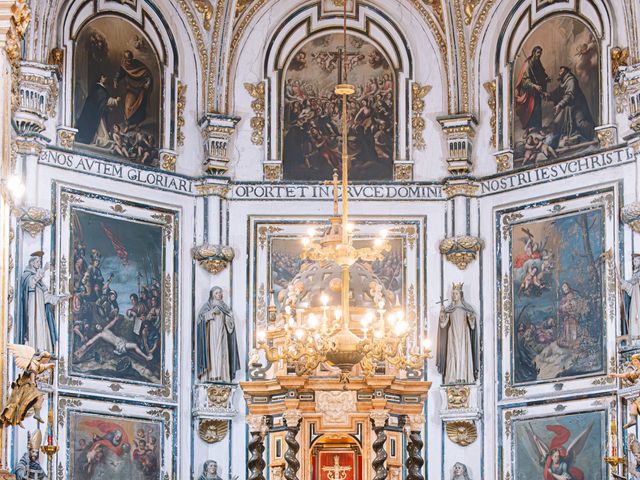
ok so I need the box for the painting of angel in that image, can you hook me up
[69,412,161,479]
[512,16,599,168]
[282,33,395,180]
[68,209,163,385]
[73,16,161,166]
[511,208,605,384]
[514,411,604,479]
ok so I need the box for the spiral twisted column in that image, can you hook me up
[370,410,390,480]
[404,414,425,480]
[247,415,268,480]
[283,410,302,480]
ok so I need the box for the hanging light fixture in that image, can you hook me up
[253,1,430,382]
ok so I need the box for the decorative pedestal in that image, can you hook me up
[437,114,477,175]
[17,206,52,237]
[14,61,59,136]
[193,383,238,444]
[439,235,484,270]
[199,113,240,176]
[192,244,235,274]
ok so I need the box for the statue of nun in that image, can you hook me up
[197,287,241,382]
[436,283,478,384]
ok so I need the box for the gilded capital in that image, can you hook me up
[282,409,302,428]
[246,414,268,434]
[369,410,390,428]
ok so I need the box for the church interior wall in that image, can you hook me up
[1,0,639,479]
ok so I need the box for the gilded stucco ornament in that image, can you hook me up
[445,420,477,446]
[176,81,186,147]
[263,163,281,181]
[595,125,617,149]
[193,0,214,30]
[483,81,497,149]
[57,126,76,149]
[198,419,229,444]
[160,150,177,172]
[17,206,52,237]
[494,151,512,172]
[394,163,413,182]
[411,83,431,150]
[611,47,630,81]
[446,385,470,409]
[244,82,265,146]
[192,244,235,274]
[439,235,484,270]
[622,202,640,233]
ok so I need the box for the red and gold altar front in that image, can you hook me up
[241,374,430,480]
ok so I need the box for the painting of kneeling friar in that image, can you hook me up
[69,412,161,480]
[511,209,605,385]
[73,16,161,166]
[69,209,163,385]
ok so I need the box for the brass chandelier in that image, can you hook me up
[254,2,431,382]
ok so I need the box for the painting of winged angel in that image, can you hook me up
[515,412,604,480]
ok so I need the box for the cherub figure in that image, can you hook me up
[610,353,640,428]
[0,344,55,427]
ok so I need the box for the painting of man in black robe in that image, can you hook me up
[282,34,395,180]
[512,16,599,168]
[74,17,161,167]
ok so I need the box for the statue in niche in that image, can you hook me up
[450,462,472,480]
[1,344,55,427]
[14,430,47,479]
[198,461,223,480]
[197,287,241,383]
[436,283,478,385]
[17,251,67,353]
[620,255,640,339]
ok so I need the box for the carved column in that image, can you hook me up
[247,415,268,480]
[370,410,389,480]
[282,410,302,480]
[405,414,425,480]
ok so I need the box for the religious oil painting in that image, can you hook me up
[270,236,403,312]
[73,16,162,166]
[69,411,162,480]
[512,16,600,168]
[513,411,605,480]
[282,33,395,181]
[69,208,164,385]
[511,208,605,384]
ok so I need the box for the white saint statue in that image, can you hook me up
[621,255,640,338]
[17,252,67,352]
[436,283,478,384]
[197,287,240,382]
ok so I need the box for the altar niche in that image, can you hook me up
[312,435,362,480]
[73,16,162,167]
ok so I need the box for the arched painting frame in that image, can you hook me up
[281,33,396,181]
[511,15,600,168]
[73,15,162,167]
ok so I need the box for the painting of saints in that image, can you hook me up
[511,209,605,384]
[436,283,478,385]
[514,411,604,480]
[69,209,163,385]
[70,413,161,479]
[282,33,395,180]
[512,16,599,167]
[74,17,161,166]
[269,236,403,312]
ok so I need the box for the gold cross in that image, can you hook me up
[322,455,352,480]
